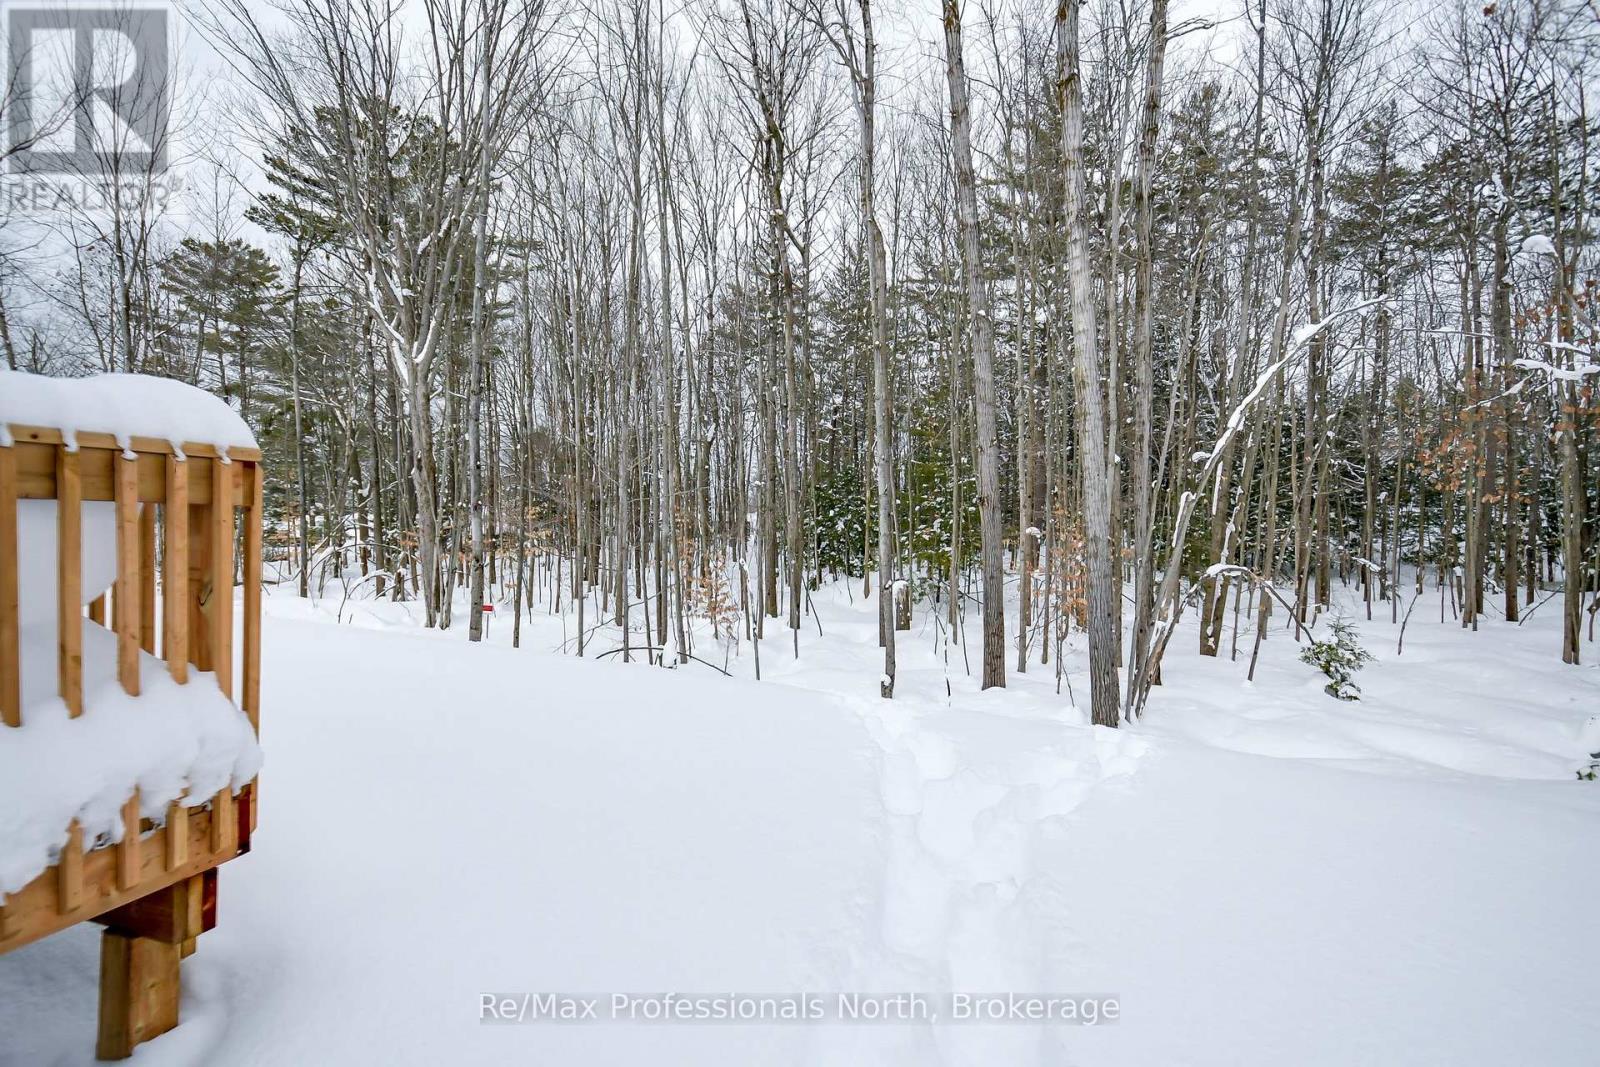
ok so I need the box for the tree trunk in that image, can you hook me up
[1057,0,1117,724]
[1123,0,1169,709]
[943,0,1005,691]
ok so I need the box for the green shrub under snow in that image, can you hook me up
[1300,618,1374,701]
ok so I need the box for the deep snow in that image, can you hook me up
[2,572,1597,1065]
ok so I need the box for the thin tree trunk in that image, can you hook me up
[943,0,1005,690]
[1057,0,1117,724]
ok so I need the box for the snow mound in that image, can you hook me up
[0,370,256,450]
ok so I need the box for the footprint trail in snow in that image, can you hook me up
[810,689,1148,1066]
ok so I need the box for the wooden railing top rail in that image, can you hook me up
[3,424,264,464]
[8,443,252,507]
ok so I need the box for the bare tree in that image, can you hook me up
[943,0,1005,690]
[205,0,549,627]
[1057,0,1117,723]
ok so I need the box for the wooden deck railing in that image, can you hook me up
[0,424,263,1057]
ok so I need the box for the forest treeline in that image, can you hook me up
[4,0,1596,725]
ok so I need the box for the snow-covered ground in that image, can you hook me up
[3,572,1598,1065]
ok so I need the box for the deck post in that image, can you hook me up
[95,931,180,1060]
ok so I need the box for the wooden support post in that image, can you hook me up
[0,442,19,727]
[139,503,156,654]
[163,455,188,683]
[58,447,83,717]
[242,462,261,732]
[116,792,141,891]
[96,871,214,944]
[114,455,140,696]
[58,820,84,913]
[210,459,233,697]
[96,931,180,1060]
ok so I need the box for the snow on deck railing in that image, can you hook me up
[0,375,263,953]
[0,370,257,451]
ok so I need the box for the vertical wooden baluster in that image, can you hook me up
[165,798,188,870]
[58,447,83,717]
[188,475,208,673]
[114,453,140,696]
[116,791,141,890]
[163,455,188,682]
[243,462,261,733]
[210,458,234,699]
[58,820,84,913]
[209,788,236,854]
[139,499,156,654]
[0,441,20,727]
